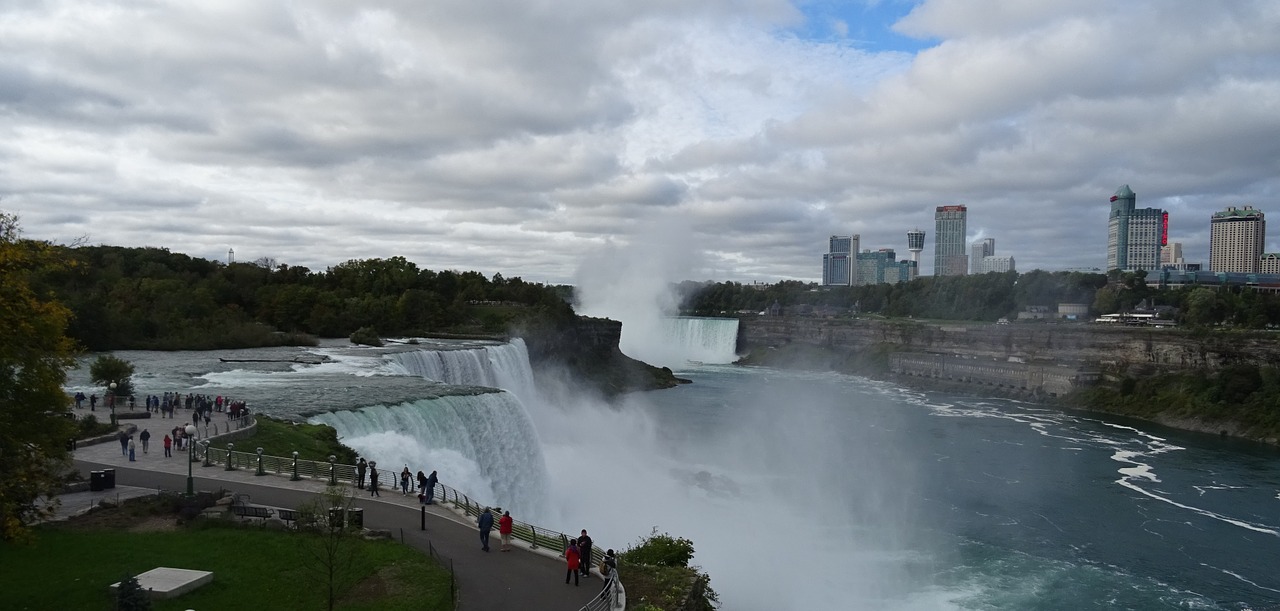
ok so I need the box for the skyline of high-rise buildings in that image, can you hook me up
[1106,184,1167,273]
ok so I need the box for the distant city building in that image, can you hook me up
[854,248,918,286]
[1106,185,1167,272]
[970,238,995,274]
[1210,205,1265,273]
[1161,242,1183,267]
[907,229,925,265]
[822,234,859,286]
[975,256,1016,274]
[1262,253,1280,274]
[934,205,968,276]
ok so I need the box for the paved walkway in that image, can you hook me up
[71,434,598,611]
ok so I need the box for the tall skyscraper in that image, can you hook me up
[906,229,925,265]
[934,206,967,276]
[822,234,859,285]
[970,238,995,274]
[1210,206,1265,273]
[1106,185,1166,272]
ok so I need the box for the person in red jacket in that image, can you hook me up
[498,511,514,551]
[163,434,172,458]
[564,540,580,586]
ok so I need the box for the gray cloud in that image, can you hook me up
[2,0,1279,283]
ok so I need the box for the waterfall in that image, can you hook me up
[310,390,550,518]
[619,316,740,367]
[387,338,539,401]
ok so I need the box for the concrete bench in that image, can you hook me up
[231,505,274,520]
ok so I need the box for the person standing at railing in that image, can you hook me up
[577,530,593,578]
[598,549,618,600]
[355,458,367,490]
[368,462,381,497]
[499,511,513,551]
[478,507,494,552]
[400,466,412,496]
[564,539,580,586]
[424,470,438,505]
[416,470,428,500]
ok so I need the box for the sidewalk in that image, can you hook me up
[71,434,598,611]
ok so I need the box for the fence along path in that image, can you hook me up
[197,439,626,609]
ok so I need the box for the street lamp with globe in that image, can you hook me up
[184,423,197,495]
[108,381,117,426]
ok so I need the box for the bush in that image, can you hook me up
[349,326,383,347]
[620,529,696,568]
[115,573,151,611]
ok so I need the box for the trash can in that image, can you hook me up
[102,468,116,489]
[329,507,345,529]
[89,471,105,492]
[348,508,364,529]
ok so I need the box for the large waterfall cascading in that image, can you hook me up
[619,316,740,366]
[387,338,539,401]
[310,390,549,517]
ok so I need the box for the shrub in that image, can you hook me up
[620,529,696,568]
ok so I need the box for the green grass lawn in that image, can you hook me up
[0,521,451,610]
[250,415,358,463]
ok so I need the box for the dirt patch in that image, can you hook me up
[127,516,179,532]
[341,564,396,603]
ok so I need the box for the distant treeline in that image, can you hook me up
[679,269,1280,327]
[34,245,576,350]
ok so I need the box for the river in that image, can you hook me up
[64,329,1280,610]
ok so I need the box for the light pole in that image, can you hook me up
[201,439,210,467]
[256,447,265,476]
[108,381,117,426]
[184,423,197,496]
[225,442,235,471]
[291,451,300,481]
[329,454,337,485]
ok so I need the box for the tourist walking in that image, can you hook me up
[117,430,128,456]
[368,462,380,497]
[355,458,367,490]
[564,540,580,586]
[577,529,593,577]
[163,434,172,457]
[127,436,136,462]
[499,510,514,551]
[400,466,411,495]
[139,429,150,454]
[478,507,494,552]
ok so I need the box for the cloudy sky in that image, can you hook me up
[3,0,1279,284]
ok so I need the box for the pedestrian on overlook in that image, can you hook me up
[499,510,514,551]
[416,470,427,495]
[117,430,128,456]
[90,394,97,411]
[564,539,580,586]
[400,466,411,495]
[478,507,494,552]
[163,434,172,458]
[74,391,85,408]
[127,436,136,462]
[368,462,380,497]
[425,470,438,504]
[577,529,593,577]
[598,549,618,600]
[355,458,367,489]
[139,429,150,454]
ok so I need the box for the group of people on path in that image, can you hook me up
[473,507,618,595]
[352,458,439,505]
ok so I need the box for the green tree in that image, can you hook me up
[297,485,361,611]
[0,211,78,542]
[89,354,135,399]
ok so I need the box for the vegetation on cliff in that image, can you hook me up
[620,530,718,611]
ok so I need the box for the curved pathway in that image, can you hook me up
[71,436,597,611]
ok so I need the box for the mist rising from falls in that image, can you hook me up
[310,391,550,518]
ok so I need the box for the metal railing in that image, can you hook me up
[195,446,609,564]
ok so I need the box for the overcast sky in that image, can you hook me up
[4,0,1279,284]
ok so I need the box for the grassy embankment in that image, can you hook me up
[249,415,359,463]
[0,497,451,611]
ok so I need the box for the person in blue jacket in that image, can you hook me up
[477,507,494,551]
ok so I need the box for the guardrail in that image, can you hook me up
[193,445,614,569]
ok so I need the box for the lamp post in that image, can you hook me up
[328,454,337,485]
[225,442,235,471]
[184,423,197,496]
[201,439,210,467]
[291,451,300,481]
[108,381,117,426]
[256,447,265,476]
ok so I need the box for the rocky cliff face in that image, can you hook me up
[517,316,685,397]
[738,317,1280,372]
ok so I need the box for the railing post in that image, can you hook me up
[530,525,538,549]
